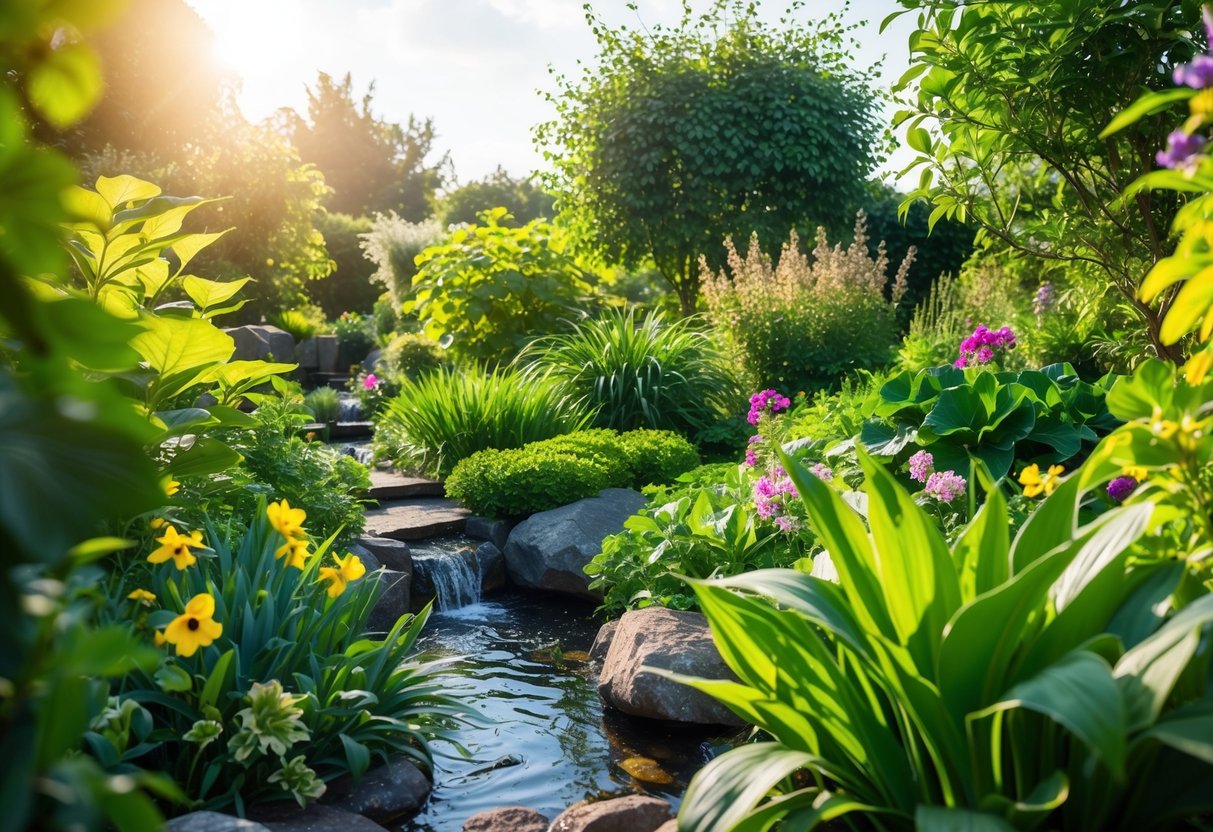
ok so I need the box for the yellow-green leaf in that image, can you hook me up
[96,174,161,210]
[26,42,103,128]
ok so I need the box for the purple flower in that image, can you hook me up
[809,462,833,481]
[1106,476,1138,503]
[744,434,762,467]
[925,470,967,504]
[747,389,792,425]
[775,476,799,498]
[956,323,1016,367]
[774,515,799,533]
[908,450,934,483]
[754,476,776,498]
[1156,130,1207,170]
[1174,53,1213,89]
[1034,283,1055,319]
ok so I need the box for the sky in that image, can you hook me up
[186,0,915,188]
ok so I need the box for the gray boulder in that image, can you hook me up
[598,607,745,726]
[356,536,413,573]
[462,806,549,832]
[503,488,646,600]
[226,325,296,364]
[589,620,618,664]
[348,543,411,633]
[167,813,269,832]
[465,515,514,551]
[549,795,673,832]
[253,804,386,831]
[322,754,431,824]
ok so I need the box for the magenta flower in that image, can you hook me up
[924,470,966,503]
[908,450,934,483]
[747,389,792,425]
[1156,130,1207,170]
[744,434,763,467]
[773,515,799,533]
[1106,476,1138,503]
[956,324,1016,368]
[809,462,832,481]
[363,373,380,390]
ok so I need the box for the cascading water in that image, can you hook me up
[409,537,484,611]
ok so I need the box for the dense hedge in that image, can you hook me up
[445,428,699,518]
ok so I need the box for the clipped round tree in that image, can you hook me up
[536,0,881,314]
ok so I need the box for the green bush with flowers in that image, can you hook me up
[102,498,462,812]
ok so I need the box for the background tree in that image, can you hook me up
[536,0,881,314]
[286,72,445,220]
[437,167,555,226]
[892,0,1198,361]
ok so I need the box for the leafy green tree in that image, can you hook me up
[285,72,445,220]
[892,0,1198,361]
[437,167,554,226]
[536,0,881,314]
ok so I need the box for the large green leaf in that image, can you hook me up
[26,42,104,129]
[677,742,816,832]
[1115,594,1213,732]
[975,651,1127,778]
[130,313,234,404]
[949,483,1010,602]
[915,805,1017,831]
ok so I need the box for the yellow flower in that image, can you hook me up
[150,517,166,530]
[148,525,205,570]
[127,588,157,606]
[1019,463,1065,498]
[154,629,167,647]
[164,593,223,658]
[164,480,181,496]
[275,537,310,570]
[1123,465,1149,482]
[267,499,307,540]
[317,553,366,599]
[1185,350,1213,386]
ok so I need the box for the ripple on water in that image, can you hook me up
[398,592,735,832]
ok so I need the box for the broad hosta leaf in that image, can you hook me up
[678,743,816,832]
[1115,594,1213,731]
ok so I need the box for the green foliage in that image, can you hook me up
[380,332,448,380]
[408,209,596,363]
[862,364,1119,481]
[310,213,379,317]
[303,387,341,423]
[586,463,809,615]
[332,310,376,365]
[373,366,591,477]
[673,448,1213,830]
[445,428,700,518]
[437,167,554,226]
[537,0,881,313]
[360,213,444,310]
[702,215,910,394]
[107,504,462,811]
[287,72,444,220]
[272,306,329,342]
[219,401,370,548]
[893,0,1195,360]
[520,308,740,436]
[899,275,968,372]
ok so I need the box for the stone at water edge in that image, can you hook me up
[476,541,506,594]
[321,754,431,824]
[465,515,514,550]
[549,795,674,832]
[502,488,647,601]
[462,805,549,832]
[597,607,745,727]
[252,804,387,832]
[346,544,411,633]
[589,619,618,664]
[355,536,413,573]
[167,812,270,832]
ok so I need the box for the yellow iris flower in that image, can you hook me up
[148,525,205,570]
[276,537,311,570]
[1018,463,1065,498]
[127,588,157,606]
[164,593,223,657]
[164,480,181,496]
[318,553,366,599]
[267,499,307,540]
[1185,350,1213,386]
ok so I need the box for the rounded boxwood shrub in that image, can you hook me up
[445,428,700,518]
[380,332,447,380]
[616,429,700,488]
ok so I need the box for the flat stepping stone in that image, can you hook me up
[363,497,470,541]
[367,469,445,500]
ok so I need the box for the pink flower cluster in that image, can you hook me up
[924,470,967,504]
[955,325,1016,369]
[908,450,934,483]
[753,471,798,520]
[747,389,791,426]
[744,434,763,467]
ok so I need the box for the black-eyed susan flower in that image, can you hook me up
[317,553,366,598]
[1019,463,1064,498]
[148,525,205,570]
[267,499,307,540]
[127,588,156,606]
[164,593,223,657]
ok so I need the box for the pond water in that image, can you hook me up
[399,592,736,831]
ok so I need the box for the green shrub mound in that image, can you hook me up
[446,428,699,518]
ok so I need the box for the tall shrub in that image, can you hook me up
[702,212,912,393]
[360,213,444,310]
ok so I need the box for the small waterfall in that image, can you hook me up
[337,394,362,422]
[411,537,486,611]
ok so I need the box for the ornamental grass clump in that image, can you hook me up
[702,212,913,394]
[101,498,463,812]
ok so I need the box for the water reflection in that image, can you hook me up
[399,592,732,831]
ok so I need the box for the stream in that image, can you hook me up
[399,592,732,831]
